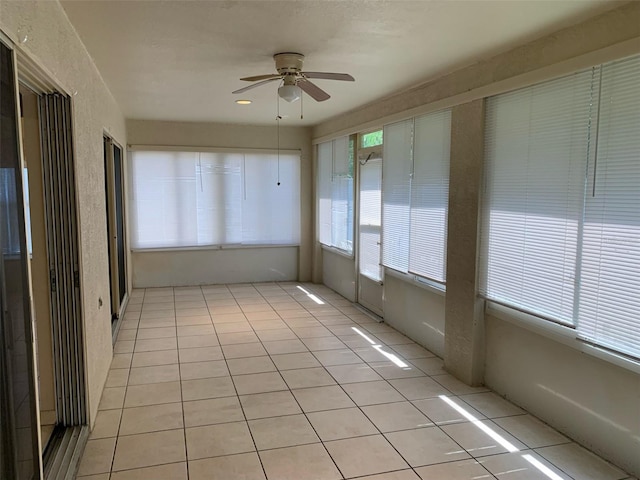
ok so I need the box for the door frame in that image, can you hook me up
[354,130,384,317]
[103,134,129,338]
[0,31,43,479]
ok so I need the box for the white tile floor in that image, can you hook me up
[76,282,635,480]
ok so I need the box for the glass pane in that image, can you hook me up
[331,136,354,254]
[361,130,383,148]
[480,69,595,324]
[0,41,38,479]
[113,145,127,304]
[382,120,412,273]
[359,158,382,281]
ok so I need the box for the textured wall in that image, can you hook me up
[312,2,640,140]
[444,99,485,386]
[0,0,127,427]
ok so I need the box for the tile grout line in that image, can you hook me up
[172,286,192,480]
[218,284,271,480]
[252,282,347,480]
[106,282,624,480]
[106,287,144,477]
[227,282,442,479]
[283,283,497,479]
[125,282,465,479]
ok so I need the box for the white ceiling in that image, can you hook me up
[61,0,619,126]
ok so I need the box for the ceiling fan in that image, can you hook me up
[232,52,354,102]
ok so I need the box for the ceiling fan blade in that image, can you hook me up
[232,77,280,94]
[240,74,282,82]
[298,79,330,102]
[302,72,355,82]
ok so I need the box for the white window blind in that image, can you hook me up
[382,112,451,281]
[130,150,300,249]
[578,55,640,357]
[332,136,353,252]
[359,157,382,281]
[382,119,413,273]
[317,136,354,254]
[409,110,451,283]
[317,141,333,246]
[480,69,596,324]
[0,168,20,255]
[242,153,301,245]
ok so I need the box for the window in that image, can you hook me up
[317,136,354,254]
[382,109,451,283]
[130,149,300,249]
[481,54,640,359]
[0,168,20,255]
[409,110,451,282]
[359,156,383,282]
[481,70,593,324]
[382,120,412,273]
[578,55,640,358]
[361,129,383,148]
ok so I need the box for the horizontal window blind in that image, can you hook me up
[332,136,354,253]
[359,157,382,281]
[409,109,451,283]
[381,111,451,281]
[480,69,597,324]
[242,153,301,245]
[382,119,413,273]
[0,168,21,255]
[317,141,333,246]
[130,150,300,249]
[578,55,640,358]
[317,136,354,254]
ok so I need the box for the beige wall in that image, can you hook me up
[133,247,299,288]
[313,2,640,140]
[485,315,640,475]
[1,0,127,427]
[314,2,640,475]
[126,120,313,284]
[321,248,356,302]
[383,274,445,359]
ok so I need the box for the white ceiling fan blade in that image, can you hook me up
[240,74,282,82]
[232,77,280,94]
[298,79,330,102]
[302,72,355,81]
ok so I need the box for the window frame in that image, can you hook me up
[381,109,452,287]
[128,145,302,251]
[479,54,640,365]
[317,135,356,256]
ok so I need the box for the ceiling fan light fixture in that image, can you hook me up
[235,99,252,105]
[278,84,301,103]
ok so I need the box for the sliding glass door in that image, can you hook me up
[0,39,40,480]
[104,137,127,329]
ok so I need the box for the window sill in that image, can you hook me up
[384,268,446,297]
[131,244,299,253]
[320,244,354,260]
[486,301,640,375]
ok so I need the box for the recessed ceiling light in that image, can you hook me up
[235,99,252,105]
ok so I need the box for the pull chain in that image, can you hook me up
[276,88,281,186]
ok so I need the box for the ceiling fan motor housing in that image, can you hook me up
[274,52,305,74]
